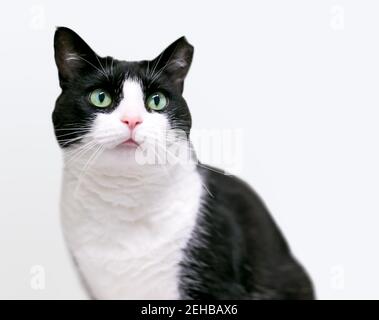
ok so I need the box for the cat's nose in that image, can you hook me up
[121,117,143,130]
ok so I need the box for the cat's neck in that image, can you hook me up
[61,154,200,223]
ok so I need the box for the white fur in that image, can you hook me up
[60,80,202,299]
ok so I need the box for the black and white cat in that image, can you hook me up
[52,27,314,300]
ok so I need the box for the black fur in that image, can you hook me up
[52,27,314,300]
[180,165,314,299]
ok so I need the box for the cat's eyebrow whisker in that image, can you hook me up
[111,57,115,78]
[149,61,177,85]
[149,42,180,84]
[71,54,109,79]
[149,51,164,79]
[94,54,109,80]
[146,60,150,79]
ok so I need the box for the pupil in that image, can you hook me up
[99,92,105,103]
[153,95,160,105]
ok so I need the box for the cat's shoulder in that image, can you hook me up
[197,163,266,207]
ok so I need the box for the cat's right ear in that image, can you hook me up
[54,27,98,85]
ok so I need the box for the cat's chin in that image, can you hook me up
[85,144,170,175]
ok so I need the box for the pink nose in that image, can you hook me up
[121,117,143,130]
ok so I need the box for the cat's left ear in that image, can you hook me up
[150,37,194,93]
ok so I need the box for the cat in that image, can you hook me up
[52,27,314,300]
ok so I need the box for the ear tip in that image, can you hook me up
[54,26,77,41]
[179,35,190,43]
[55,26,70,34]
[178,36,194,51]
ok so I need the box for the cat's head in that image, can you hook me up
[53,27,194,171]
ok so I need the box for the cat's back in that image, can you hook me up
[179,164,315,299]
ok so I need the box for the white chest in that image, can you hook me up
[60,165,202,300]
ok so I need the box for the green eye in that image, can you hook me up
[146,92,168,111]
[89,89,112,108]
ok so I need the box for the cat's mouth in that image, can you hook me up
[121,138,140,148]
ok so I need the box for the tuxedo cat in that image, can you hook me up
[53,27,314,299]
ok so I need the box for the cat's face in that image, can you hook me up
[53,27,194,170]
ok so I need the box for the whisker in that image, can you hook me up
[60,136,85,147]
[74,145,104,195]
[56,130,91,138]
[94,54,109,80]
[55,127,93,131]
[145,139,214,197]
[72,54,109,79]
[65,141,98,164]
[149,51,164,79]
[149,61,177,85]
[149,42,180,84]
[111,57,115,78]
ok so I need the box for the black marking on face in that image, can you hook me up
[53,27,194,148]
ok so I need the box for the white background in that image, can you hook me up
[0,0,378,299]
